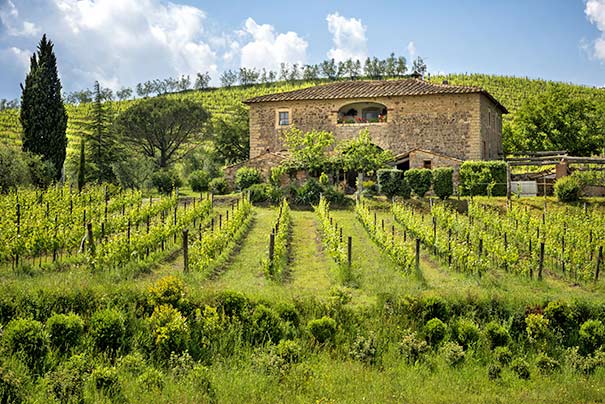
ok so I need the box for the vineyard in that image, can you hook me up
[1,185,605,403]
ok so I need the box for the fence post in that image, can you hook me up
[596,246,603,281]
[538,242,545,280]
[415,238,421,273]
[183,229,189,272]
[269,232,275,268]
[347,236,352,268]
[87,223,95,255]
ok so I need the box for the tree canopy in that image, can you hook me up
[338,129,393,174]
[115,98,210,168]
[281,126,335,173]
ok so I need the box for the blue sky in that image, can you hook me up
[0,0,604,99]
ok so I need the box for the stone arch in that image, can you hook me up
[337,101,388,123]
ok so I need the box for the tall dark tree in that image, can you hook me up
[87,81,117,183]
[20,34,68,181]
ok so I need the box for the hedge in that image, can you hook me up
[459,161,507,196]
[377,169,411,199]
[432,167,454,200]
[404,169,432,198]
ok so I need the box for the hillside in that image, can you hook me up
[1,74,603,157]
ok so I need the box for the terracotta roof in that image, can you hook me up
[244,79,508,113]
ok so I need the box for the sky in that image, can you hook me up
[0,0,604,99]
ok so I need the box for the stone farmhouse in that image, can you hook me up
[227,78,507,182]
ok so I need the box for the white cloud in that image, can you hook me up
[238,18,307,71]
[0,0,40,36]
[407,41,416,59]
[1,0,219,92]
[585,0,605,61]
[326,12,367,62]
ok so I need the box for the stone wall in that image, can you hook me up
[407,149,462,183]
[248,92,504,162]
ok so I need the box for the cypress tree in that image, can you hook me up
[20,34,68,181]
[87,81,116,183]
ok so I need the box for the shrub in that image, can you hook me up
[148,275,185,308]
[459,161,507,196]
[453,318,480,349]
[544,300,573,331]
[277,340,302,364]
[216,290,249,318]
[148,305,189,359]
[361,180,378,196]
[187,365,215,400]
[118,352,146,376]
[89,309,125,354]
[189,170,210,193]
[138,367,164,391]
[208,177,229,195]
[235,167,262,190]
[276,303,300,327]
[535,353,560,373]
[441,342,465,367]
[0,146,29,192]
[46,354,89,404]
[487,364,502,380]
[349,333,379,365]
[399,331,429,364]
[494,346,513,366]
[249,304,283,345]
[46,313,84,353]
[91,366,120,395]
[323,186,347,205]
[168,351,195,376]
[420,295,449,322]
[3,319,48,371]
[525,313,551,344]
[247,183,272,203]
[152,169,182,194]
[484,322,510,349]
[307,316,337,344]
[432,167,454,200]
[377,169,411,199]
[318,172,329,186]
[554,175,582,202]
[0,362,27,404]
[404,169,432,198]
[579,319,605,354]
[296,178,323,205]
[424,318,447,346]
[510,358,530,379]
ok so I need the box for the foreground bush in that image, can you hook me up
[3,319,48,372]
[189,170,210,193]
[152,170,182,194]
[404,169,432,198]
[208,177,229,195]
[432,167,454,199]
[377,169,411,199]
[235,167,262,190]
[554,175,582,202]
[308,316,337,344]
[89,309,126,355]
[46,313,84,354]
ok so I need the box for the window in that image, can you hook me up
[278,111,289,126]
[423,159,432,169]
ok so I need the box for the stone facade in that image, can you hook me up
[248,92,504,163]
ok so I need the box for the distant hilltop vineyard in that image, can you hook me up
[1,74,603,157]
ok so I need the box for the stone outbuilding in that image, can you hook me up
[227,78,507,181]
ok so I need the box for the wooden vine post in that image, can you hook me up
[347,236,352,268]
[183,229,189,272]
[596,246,603,281]
[538,242,545,280]
[415,238,421,273]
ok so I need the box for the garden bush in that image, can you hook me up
[3,319,48,372]
[554,175,582,202]
[459,161,507,196]
[494,346,513,366]
[322,185,347,205]
[89,309,126,355]
[510,358,531,379]
[420,295,450,322]
[276,340,302,364]
[452,318,480,349]
[579,319,605,354]
[318,172,329,186]
[138,367,165,391]
[377,169,411,199]
[91,366,120,395]
[216,290,249,318]
[535,353,560,373]
[441,341,465,366]
[399,331,429,364]
[307,316,337,344]
[0,361,28,404]
[148,275,185,308]
[208,177,229,195]
[487,363,502,380]
[484,321,510,349]
[249,304,283,345]
[432,167,454,199]
[189,170,210,193]
[424,318,447,346]
[525,313,551,345]
[46,313,84,353]
[148,305,189,359]
[151,169,182,194]
[404,169,432,198]
[45,354,89,404]
[235,167,262,190]
[296,178,323,205]
[247,183,273,203]
[349,333,379,365]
